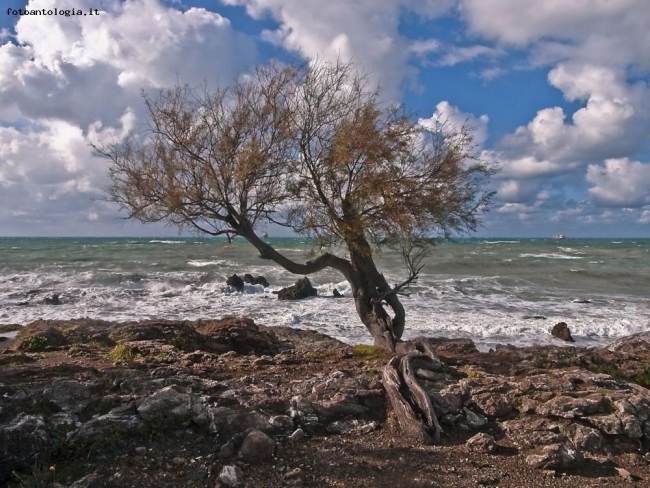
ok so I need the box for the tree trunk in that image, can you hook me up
[382,344,442,445]
[347,250,405,352]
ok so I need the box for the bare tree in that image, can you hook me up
[94,59,495,353]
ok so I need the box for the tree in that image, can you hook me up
[95,59,495,353]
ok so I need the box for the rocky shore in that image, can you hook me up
[2,318,650,487]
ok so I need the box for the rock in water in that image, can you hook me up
[226,274,245,292]
[551,322,574,342]
[277,277,317,300]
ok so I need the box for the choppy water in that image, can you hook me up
[1,237,648,350]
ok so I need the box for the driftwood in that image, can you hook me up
[382,342,442,444]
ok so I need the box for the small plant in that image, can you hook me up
[21,336,49,352]
[109,344,141,364]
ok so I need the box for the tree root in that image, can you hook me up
[382,344,442,444]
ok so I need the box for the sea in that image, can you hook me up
[0,237,648,351]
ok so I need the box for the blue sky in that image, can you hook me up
[1,0,649,237]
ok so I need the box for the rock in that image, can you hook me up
[43,293,62,305]
[226,274,245,292]
[332,288,342,297]
[467,432,497,453]
[567,424,603,452]
[463,407,488,430]
[42,380,92,414]
[608,331,650,353]
[136,386,192,426]
[551,322,574,342]
[526,443,584,470]
[253,276,270,288]
[290,428,305,443]
[277,277,317,300]
[218,465,243,487]
[0,414,49,483]
[472,393,513,418]
[238,429,275,463]
[69,412,143,448]
[325,420,379,435]
[243,273,256,284]
[68,473,101,488]
[284,467,302,479]
[218,439,236,459]
[536,395,609,419]
[268,415,295,434]
[195,317,281,356]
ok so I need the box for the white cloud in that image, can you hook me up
[0,0,257,235]
[223,0,455,100]
[419,101,489,147]
[586,158,650,207]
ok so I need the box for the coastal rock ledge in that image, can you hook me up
[3,319,650,487]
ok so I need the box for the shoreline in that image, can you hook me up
[3,317,650,486]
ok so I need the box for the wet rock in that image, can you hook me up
[0,414,49,483]
[467,432,497,453]
[238,429,275,463]
[43,293,62,305]
[551,322,574,342]
[218,465,243,486]
[277,277,317,300]
[226,274,245,292]
[332,288,342,297]
[254,276,270,288]
[525,443,584,470]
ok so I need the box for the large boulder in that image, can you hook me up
[277,277,317,300]
[551,322,574,342]
[195,317,282,356]
[137,386,192,427]
[238,429,275,463]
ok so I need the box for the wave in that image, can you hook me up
[148,240,187,244]
[482,240,520,244]
[187,260,235,267]
[519,253,583,260]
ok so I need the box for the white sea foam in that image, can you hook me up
[148,240,187,244]
[187,260,236,267]
[519,253,583,260]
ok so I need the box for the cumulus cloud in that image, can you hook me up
[586,158,650,207]
[222,0,456,100]
[419,101,489,147]
[0,0,257,235]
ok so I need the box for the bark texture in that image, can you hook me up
[382,344,442,444]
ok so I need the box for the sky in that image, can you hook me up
[1,0,649,238]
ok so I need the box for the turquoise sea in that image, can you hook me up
[1,237,648,350]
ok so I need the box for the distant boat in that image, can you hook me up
[552,234,566,240]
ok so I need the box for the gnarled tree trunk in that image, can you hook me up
[382,343,443,444]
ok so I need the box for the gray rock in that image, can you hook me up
[218,465,243,486]
[536,395,608,419]
[467,432,497,453]
[325,420,379,435]
[268,415,295,434]
[238,429,275,463]
[69,412,143,448]
[0,414,49,483]
[68,473,101,488]
[136,386,192,425]
[568,424,603,452]
[551,322,574,342]
[526,443,584,470]
[472,393,513,418]
[463,407,488,429]
[587,414,623,435]
[218,439,236,459]
[289,428,305,443]
[42,380,92,414]
[186,465,208,481]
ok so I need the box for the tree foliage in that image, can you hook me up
[95,59,495,351]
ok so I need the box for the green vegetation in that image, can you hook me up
[108,344,141,364]
[351,345,391,360]
[19,335,49,352]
